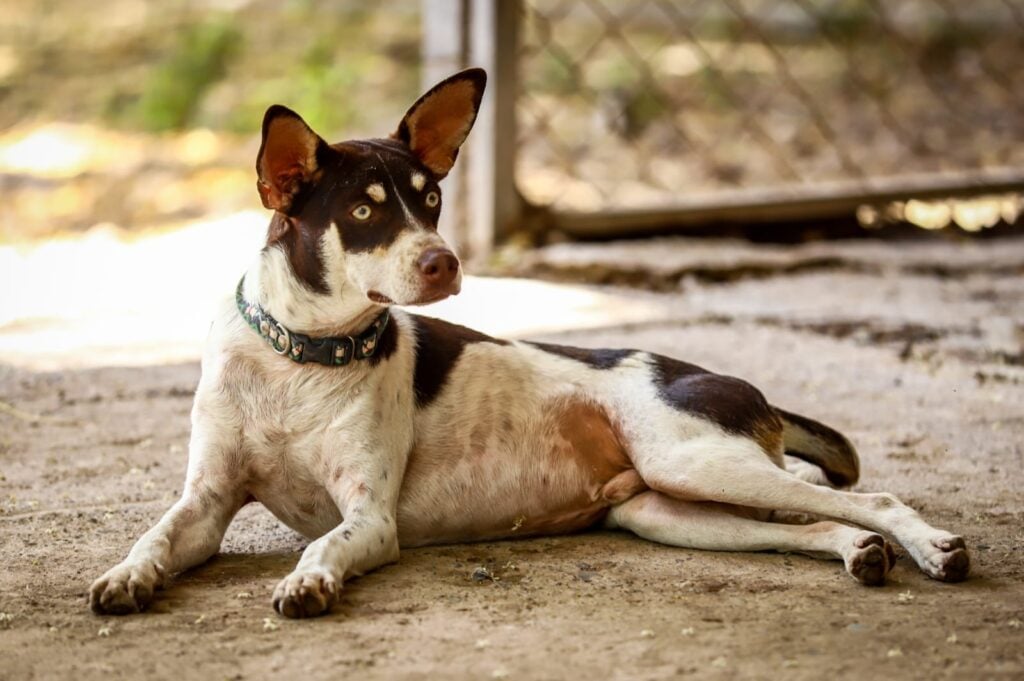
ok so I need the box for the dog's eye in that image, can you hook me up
[425,191,440,208]
[351,205,373,221]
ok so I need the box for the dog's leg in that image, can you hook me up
[635,435,969,582]
[272,457,403,619]
[89,479,244,614]
[607,491,895,585]
[784,454,835,487]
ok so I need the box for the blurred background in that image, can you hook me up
[0,0,1022,367]
[0,0,421,244]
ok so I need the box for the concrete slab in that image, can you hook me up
[1,235,1022,680]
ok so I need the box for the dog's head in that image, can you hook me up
[255,68,486,308]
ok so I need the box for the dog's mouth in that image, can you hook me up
[367,289,458,306]
[412,291,453,305]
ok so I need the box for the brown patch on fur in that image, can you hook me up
[555,401,633,487]
[754,416,785,462]
[602,469,646,504]
[397,398,645,546]
[516,400,646,536]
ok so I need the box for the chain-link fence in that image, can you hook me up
[512,0,1024,233]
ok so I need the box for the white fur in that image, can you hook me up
[410,172,426,191]
[342,226,460,305]
[365,183,387,203]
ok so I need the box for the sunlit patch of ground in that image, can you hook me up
[0,214,669,370]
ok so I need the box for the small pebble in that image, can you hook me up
[471,566,494,582]
[262,618,279,632]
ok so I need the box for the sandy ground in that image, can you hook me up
[1,236,1023,680]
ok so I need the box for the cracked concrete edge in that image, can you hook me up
[494,237,1024,289]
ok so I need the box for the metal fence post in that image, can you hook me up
[421,0,470,252]
[465,0,521,261]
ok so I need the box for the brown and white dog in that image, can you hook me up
[90,69,969,619]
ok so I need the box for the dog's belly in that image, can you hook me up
[396,397,647,547]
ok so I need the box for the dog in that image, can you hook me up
[89,68,969,619]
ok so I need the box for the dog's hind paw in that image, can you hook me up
[922,535,970,582]
[845,532,894,586]
[272,569,339,619]
[89,560,163,615]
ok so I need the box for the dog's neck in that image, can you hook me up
[243,235,386,338]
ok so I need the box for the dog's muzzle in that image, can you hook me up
[417,248,461,299]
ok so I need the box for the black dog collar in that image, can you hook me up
[235,278,390,366]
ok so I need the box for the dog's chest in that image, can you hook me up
[242,425,343,540]
[246,397,349,537]
[211,349,393,539]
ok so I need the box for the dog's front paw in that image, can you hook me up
[89,561,163,615]
[272,569,339,619]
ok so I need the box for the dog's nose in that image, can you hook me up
[417,248,460,289]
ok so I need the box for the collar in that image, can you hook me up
[235,278,390,366]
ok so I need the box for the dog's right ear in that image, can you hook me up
[256,105,325,213]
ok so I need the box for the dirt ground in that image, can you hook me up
[1,237,1023,680]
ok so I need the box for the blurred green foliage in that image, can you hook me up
[133,18,242,132]
[2,0,421,138]
[221,32,398,136]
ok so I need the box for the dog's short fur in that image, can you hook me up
[90,69,969,619]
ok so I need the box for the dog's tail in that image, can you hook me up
[774,408,860,488]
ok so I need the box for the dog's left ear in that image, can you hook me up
[394,68,487,179]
